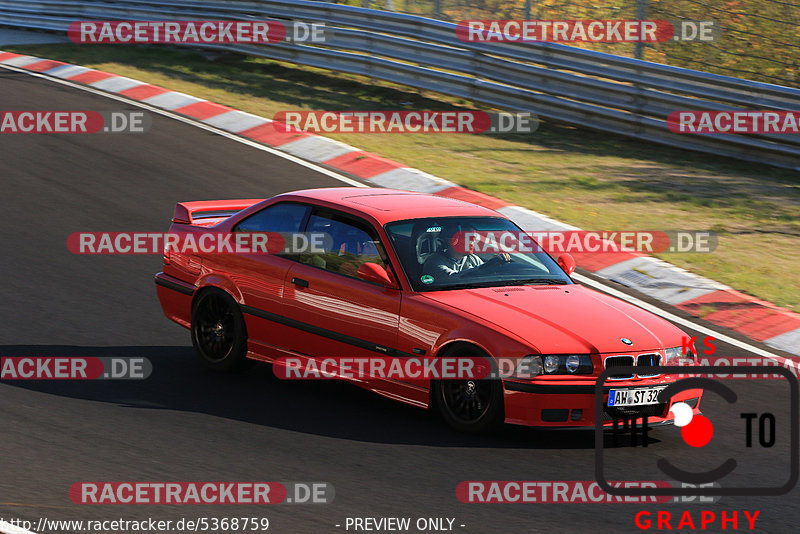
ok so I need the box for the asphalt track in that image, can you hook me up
[1,67,799,534]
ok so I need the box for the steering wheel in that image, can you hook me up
[458,256,507,277]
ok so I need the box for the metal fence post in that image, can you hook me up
[634,0,648,59]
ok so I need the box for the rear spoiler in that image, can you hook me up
[172,199,266,224]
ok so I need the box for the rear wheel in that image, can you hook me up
[191,289,249,372]
[433,347,504,433]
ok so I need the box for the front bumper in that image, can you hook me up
[502,379,703,428]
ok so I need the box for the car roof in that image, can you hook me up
[274,187,501,225]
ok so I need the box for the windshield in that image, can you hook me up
[384,216,574,291]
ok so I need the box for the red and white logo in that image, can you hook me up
[272,111,537,134]
[450,230,716,254]
[457,480,673,503]
[273,356,492,380]
[0,357,151,380]
[0,111,149,134]
[70,482,287,504]
[668,111,800,134]
[67,232,297,255]
[69,21,286,44]
[456,20,675,42]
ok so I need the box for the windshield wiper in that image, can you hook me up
[518,278,569,285]
[429,281,510,291]
[429,278,568,291]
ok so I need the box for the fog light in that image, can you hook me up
[544,355,559,373]
[570,409,583,421]
[566,354,580,373]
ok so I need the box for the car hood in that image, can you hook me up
[422,284,684,354]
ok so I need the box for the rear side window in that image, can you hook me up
[233,202,309,233]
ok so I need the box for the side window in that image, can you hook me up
[233,202,309,233]
[300,210,388,279]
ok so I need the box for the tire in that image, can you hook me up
[190,288,249,372]
[432,346,504,433]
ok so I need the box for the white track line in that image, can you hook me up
[2,63,793,369]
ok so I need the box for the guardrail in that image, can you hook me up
[1,0,799,169]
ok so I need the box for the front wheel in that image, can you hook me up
[190,289,249,372]
[433,349,504,433]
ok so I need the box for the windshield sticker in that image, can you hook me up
[420,274,435,284]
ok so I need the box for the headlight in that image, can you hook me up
[665,347,682,364]
[665,346,696,365]
[516,355,543,378]
[544,355,560,374]
[517,354,593,376]
[566,354,581,373]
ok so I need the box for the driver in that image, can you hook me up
[422,225,510,279]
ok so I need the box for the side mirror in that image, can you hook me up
[557,253,576,276]
[357,262,394,286]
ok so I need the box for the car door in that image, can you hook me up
[280,208,403,362]
[206,201,311,354]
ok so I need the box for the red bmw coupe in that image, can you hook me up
[155,188,702,432]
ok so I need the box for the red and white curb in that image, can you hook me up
[2,51,799,358]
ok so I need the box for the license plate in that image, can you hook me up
[607,386,666,407]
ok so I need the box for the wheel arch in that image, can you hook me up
[435,340,489,358]
[194,273,244,305]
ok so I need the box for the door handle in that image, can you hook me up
[291,277,309,288]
